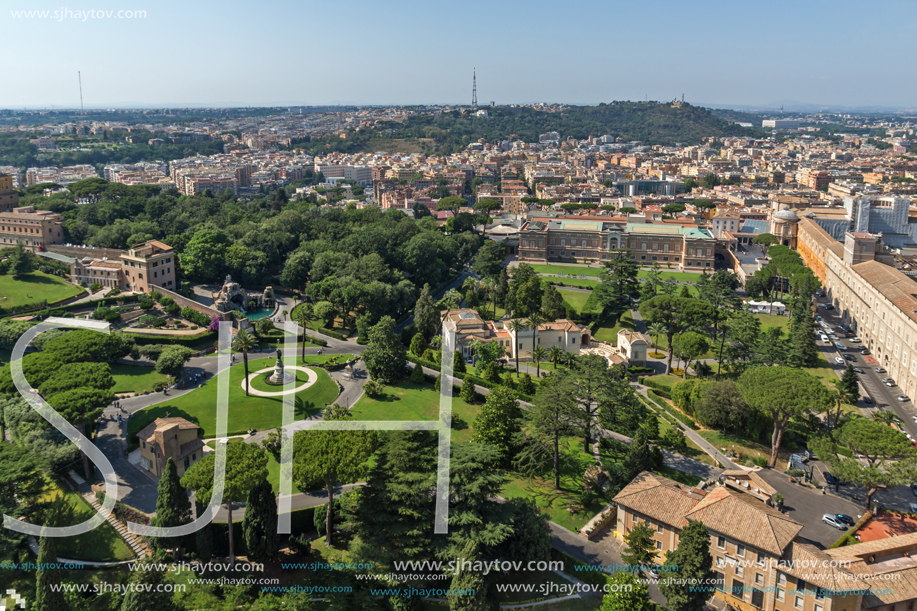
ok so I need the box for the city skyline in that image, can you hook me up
[4,0,916,109]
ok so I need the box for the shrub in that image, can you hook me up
[363,379,383,398]
[89,283,102,293]
[138,295,155,310]
[166,302,181,316]
[180,306,211,327]
[647,390,697,430]
[150,290,162,302]
[518,373,536,395]
[460,379,481,404]
[410,363,425,384]
[160,296,174,307]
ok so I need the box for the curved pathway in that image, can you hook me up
[242,365,317,397]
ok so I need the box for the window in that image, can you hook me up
[652,256,657,261]
[777,587,784,602]
[815,589,824,601]
[757,552,765,566]
[751,589,765,609]
[713,571,725,592]
[795,597,804,609]
[641,255,646,260]
[777,572,787,586]
[655,540,662,550]
[737,544,745,557]
[716,556,725,568]
[656,522,663,533]
[141,441,146,449]
[755,574,764,586]
[814,606,822,611]
[717,536,726,549]
[686,261,693,266]
[732,579,744,599]
[184,457,190,470]
[736,565,744,577]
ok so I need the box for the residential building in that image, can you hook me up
[0,173,19,213]
[136,417,204,478]
[0,206,65,252]
[69,240,176,292]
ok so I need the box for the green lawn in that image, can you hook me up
[110,364,169,394]
[502,436,606,532]
[542,277,600,289]
[350,379,480,444]
[558,289,599,314]
[0,271,84,310]
[592,311,635,344]
[126,359,340,443]
[248,367,314,394]
[41,480,135,562]
[530,264,702,284]
[643,374,682,390]
[755,313,791,331]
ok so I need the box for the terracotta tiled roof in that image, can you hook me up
[851,260,917,325]
[779,542,862,593]
[684,487,802,555]
[136,417,200,443]
[612,471,701,528]
[721,470,777,496]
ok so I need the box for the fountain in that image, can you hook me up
[214,275,277,317]
[267,349,294,385]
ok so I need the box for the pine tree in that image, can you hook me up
[541,284,566,321]
[659,520,715,611]
[601,572,654,611]
[154,457,191,553]
[838,365,860,404]
[409,333,426,356]
[453,349,466,374]
[120,557,177,611]
[621,521,658,568]
[410,363,426,384]
[787,315,819,368]
[35,535,67,611]
[622,429,654,480]
[471,386,522,465]
[243,479,280,562]
[447,541,496,611]
[363,316,407,384]
[194,500,213,564]
[460,378,480,404]
[413,284,439,339]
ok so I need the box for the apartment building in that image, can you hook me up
[797,217,917,399]
[70,240,176,293]
[518,217,716,270]
[0,206,65,252]
[0,173,18,213]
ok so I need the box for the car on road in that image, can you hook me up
[822,514,847,530]
[844,354,857,361]
[835,343,847,351]
[882,377,892,383]
[862,396,873,404]
[859,348,870,355]
[836,514,855,527]
[643,566,659,580]
[851,337,862,343]
[824,472,839,485]
[876,367,887,373]
[824,304,835,310]
[887,380,897,387]
[835,357,845,364]
[853,367,864,373]
[910,502,917,513]
[899,396,910,402]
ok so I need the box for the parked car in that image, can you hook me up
[836,514,855,527]
[835,357,845,364]
[835,343,847,351]
[844,354,857,361]
[823,472,838,485]
[822,514,846,530]
[853,368,864,374]
[887,380,896,387]
[851,337,862,343]
[882,377,892,383]
[911,483,917,497]
[900,396,910,402]
[876,367,887,373]
[824,304,835,310]
[859,348,870,355]
[862,396,873,404]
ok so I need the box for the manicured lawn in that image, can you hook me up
[755,313,791,331]
[350,379,480,444]
[41,480,135,562]
[530,264,605,277]
[0,271,84,310]
[126,359,340,442]
[643,374,682,390]
[110,364,169,394]
[592,311,635,345]
[501,436,606,532]
[558,289,599,315]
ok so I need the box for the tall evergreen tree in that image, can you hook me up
[787,314,819,368]
[838,365,860,405]
[622,429,655,480]
[447,540,497,611]
[35,534,67,611]
[363,316,408,384]
[120,557,177,611]
[541,284,566,321]
[621,521,658,567]
[243,479,280,562]
[154,457,191,553]
[194,500,213,564]
[413,284,439,339]
[659,520,715,611]
[471,386,522,465]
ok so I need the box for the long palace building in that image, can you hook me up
[517,215,717,270]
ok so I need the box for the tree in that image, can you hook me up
[639,295,711,374]
[541,284,566,320]
[436,196,468,212]
[672,332,710,379]
[739,366,833,466]
[549,345,564,369]
[363,316,407,384]
[294,304,312,364]
[572,353,612,453]
[243,478,280,562]
[281,250,312,291]
[293,405,376,546]
[531,346,548,378]
[155,345,192,383]
[622,429,656,480]
[787,314,819,368]
[507,318,526,374]
[35,534,67,611]
[693,381,752,433]
[413,284,439,339]
[231,329,257,396]
[472,386,522,465]
[181,441,268,561]
[658,520,715,611]
[473,240,504,279]
[595,250,640,319]
[752,233,778,258]
[178,227,229,282]
[409,333,426,357]
[601,572,654,611]
[647,322,665,352]
[154,457,191,553]
[120,558,177,611]
[811,418,917,506]
[753,326,786,367]
[9,243,36,278]
[313,300,336,328]
[447,540,493,611]
[460,377,481,404]
[526,312,545,363]
[195,500,213,564]
[453,349,466,373]
[621,521,658,567]
[524,373,577,490]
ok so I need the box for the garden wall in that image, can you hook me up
[155,285,230,322]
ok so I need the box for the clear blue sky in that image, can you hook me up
[4,0,915,109]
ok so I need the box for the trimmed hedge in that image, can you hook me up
[3,294,141,321]
[829,510,872,549]
[128,330,216,346]
[647,390,697,430]
[639,377,673,399]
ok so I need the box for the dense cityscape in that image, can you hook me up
[4,1,917,610]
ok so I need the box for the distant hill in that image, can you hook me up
[709,108,764,125]
[299,102,766,156]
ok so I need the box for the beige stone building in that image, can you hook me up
[70,240,176,293]
[0,206,65,252]
[136,417,203,478]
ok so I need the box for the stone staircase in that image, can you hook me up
[83,493,150,559]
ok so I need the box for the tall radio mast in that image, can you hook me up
[78,71,84,112]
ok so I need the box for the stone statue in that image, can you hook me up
[268,348,292,384]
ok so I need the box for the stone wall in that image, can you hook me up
[155,285,231,322]
[48,244,123,261]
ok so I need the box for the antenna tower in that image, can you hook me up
[472,68,477,109]
[78,71,84,112]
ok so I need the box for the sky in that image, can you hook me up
[3,0,916,110]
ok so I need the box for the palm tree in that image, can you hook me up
[294,304,312,365]
[443,288,462,309]
[559,350,577,370]
[531,346,548,378]
[507,319,527,374]
[480,277,497,319]
[647,322,665,353]
[549,345,564,369]
[527,312,545,363]
[872,410,902,427]
[232,329,257,396]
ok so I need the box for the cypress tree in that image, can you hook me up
[410,363,426,384]
[243,479,280,562]
[659,520,715,611]
[154,457,191,553]
[35,535,67,611]
[194,500,213,564]
[453,350,467,374]
[447,540,496,611]
[121,557,177,611]
[622,429,654,480]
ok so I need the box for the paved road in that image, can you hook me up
[94,410,159,513]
